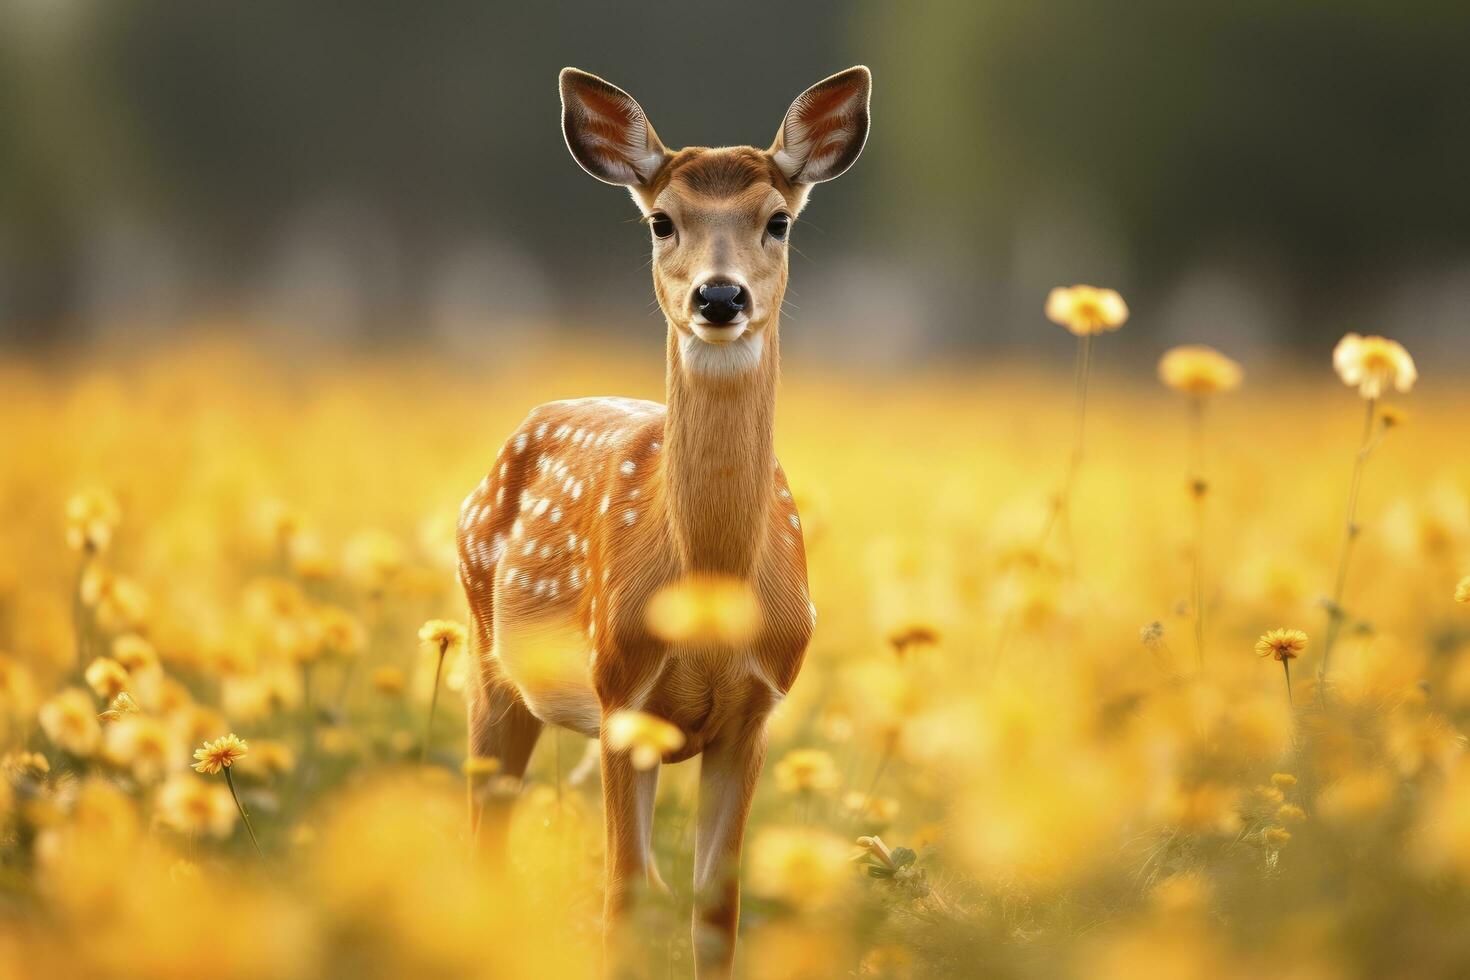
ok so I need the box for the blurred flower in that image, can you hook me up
[39,688,101,757]
[111,633,159,673]
[1262,826,1291,847]
[156,773,237,839]
[1255,629,1307,662]
[747,826,852,909]
[774,748,841,796]
[1456,576,1470,604]
[1270,772,1297,789]
[4,750,50,778]
[192,733,249,774]
[1045,285,1128,336]
[80,567,150,632]
[0,654,38,718]
[84,657,130,700]
[104,715,182,783]
[64,487,121,553]
[604,710,684,770]
[1316,769,1395,825]
[237,739,296,779]
[645,574,761,644]
[343,528,405,593]
[371,666,407,697]
[1333,333,1417,399]
[1277,803,1307,823]
[1157,345,1243,395]
[98,691,141,723]
[318,606,367,658]
[417,618,467,654]
[843,791,899,825]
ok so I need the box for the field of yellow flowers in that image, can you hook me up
[2,323,1469,978]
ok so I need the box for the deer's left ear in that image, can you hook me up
[559,67,670,187]
[770,66,871,185]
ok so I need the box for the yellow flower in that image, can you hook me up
[1256,629,1308,662]
[1456,576,1470,604]
[156,773,237,838]
[747,826,852,909]
[83,657,130,700]
[64,487,121,553]
[111,633,159,673]
[192,733,249,774]
[644,574,761,645]
[371,665,407,696]
[1262,826,1292,847]
[1045,284,1129,336]
[774,748,842,796]
[604,710,685,770]
[1157,345,1243,395]
[97,691,141,724]
[104,715,182,783]
[1277,803,1307,823]
[38,688,101,757]
[1333,333,1417,399]
[237,738,296,779]
[843,791,900,825]
[3,750,50,778]
[418,618,468,654]
[318,606,367,658]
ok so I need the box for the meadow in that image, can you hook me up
[1,323,1468,978]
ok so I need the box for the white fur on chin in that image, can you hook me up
[679,328,765,378]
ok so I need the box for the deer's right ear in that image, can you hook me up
[559,68,669,188]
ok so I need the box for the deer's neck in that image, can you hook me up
[663,326,779,576]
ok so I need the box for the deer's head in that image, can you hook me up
[559,66,870,376]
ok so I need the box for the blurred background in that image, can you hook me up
[2,0,1467,366]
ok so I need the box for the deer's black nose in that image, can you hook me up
[694,281,748,324]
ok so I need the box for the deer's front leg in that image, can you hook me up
[599,728,663,928]
[692,716,767,979]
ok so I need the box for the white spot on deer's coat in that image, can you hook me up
[788,514,801,529]
[600,494,611,514]
[549,506,563,524]
[533,498,551,518]
[623,508,638,525]
[620,460,635,476]
[514,433,528,453]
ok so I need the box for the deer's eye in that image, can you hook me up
[650,213,675,239]
[765,212,791,241]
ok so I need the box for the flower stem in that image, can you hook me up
[1319,397,1377,687]
[1283,660,1294,706]
[1188,396,1207,670]
[421,641,447,765]
[994,332,1095,670]
[224,766,266,863]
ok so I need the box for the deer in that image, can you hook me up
[456,65,871,976]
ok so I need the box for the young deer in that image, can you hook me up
[457,65,870,975]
